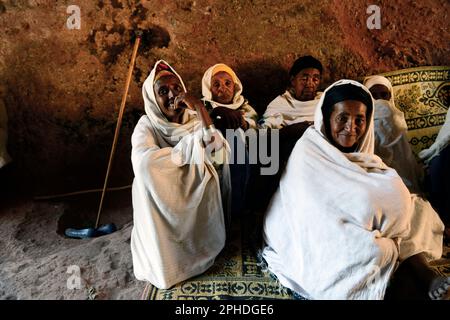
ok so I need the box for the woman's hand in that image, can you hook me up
[210,107,244,131]
[240,116,249,131]
[174,92,203,111]
[175,92,214,129]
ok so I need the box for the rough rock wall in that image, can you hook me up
[0,0,449,193]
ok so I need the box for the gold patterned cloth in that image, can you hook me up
[380,66,450,157]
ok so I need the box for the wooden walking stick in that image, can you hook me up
[95,31,142,229]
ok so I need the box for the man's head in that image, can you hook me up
[289,56,322,101]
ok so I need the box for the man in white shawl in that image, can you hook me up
[251,57,324,212]
[130,60,231,289]
[419,108,450,234]
[262,79,449,300]
[260,55,322,128]
[260,56,323,163]
[363,75,423,193]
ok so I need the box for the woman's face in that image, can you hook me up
[369,84,391,101]
[329,100,368,149]
[211,71,235,104]
[154,74,185,123]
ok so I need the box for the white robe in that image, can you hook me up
[263,79,444,300]
[260,90,322,129]
[130,60,231,289]
[419,108,450,164]
[364,75,422,193]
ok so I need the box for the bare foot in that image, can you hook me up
[428,276,450,300]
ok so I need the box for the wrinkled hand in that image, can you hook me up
[203,129,224,152]
[279,121,312,140]
[174,92,203,111]
[210,107,245,131]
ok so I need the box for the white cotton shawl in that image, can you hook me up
[201,64,258,129]
[419,107,450,164]
[131,60,231,289]
[262,79,443,300]
[260,90,322,129]
[364,75,422,193]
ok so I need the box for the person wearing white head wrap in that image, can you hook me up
[202,63,258,131]
[130,60,232,289]
[202,64,255,216]
[262,79,447,300]
[363,75,423,193]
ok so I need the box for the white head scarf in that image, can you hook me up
[314,79,375,153]
[363,75,395,105]
[363,75,408,146]
[201,63,245,110]
[142,60,200,147]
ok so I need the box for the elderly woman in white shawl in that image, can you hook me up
[262,79,449,300]
[130,60,231,289]
[202,63,256,216]
[363,75,423,193]
[202,63,258,132]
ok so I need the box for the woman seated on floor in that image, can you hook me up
[262,79,449,300]
[130,60,231,289]
[363,75,423,194]
[419,107,450,236]
[202,63,257,216]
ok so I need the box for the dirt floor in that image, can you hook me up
[0,0,449,300]
[0,188,144,300]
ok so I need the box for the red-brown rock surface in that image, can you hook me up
[0,0,448,300]
[1,0,448,193]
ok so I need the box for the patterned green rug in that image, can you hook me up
[380,66,450,156]
[142,213,450,300]
[141,214,301,300]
